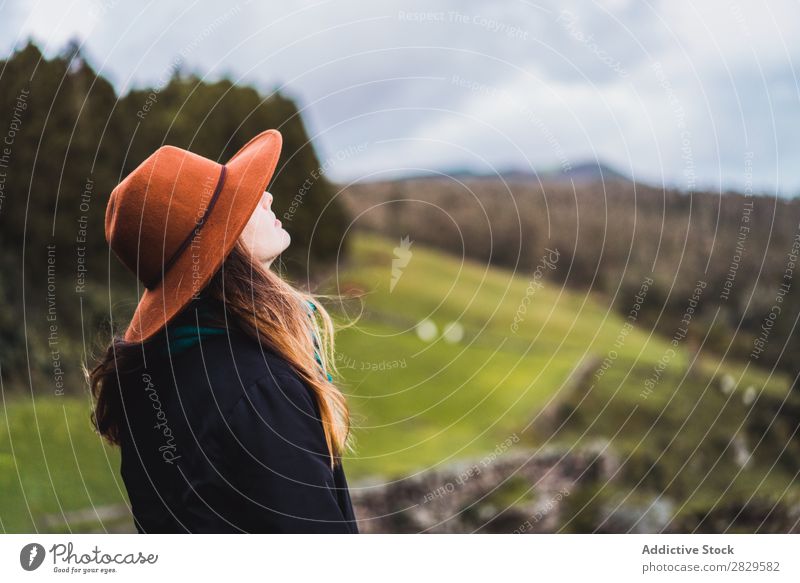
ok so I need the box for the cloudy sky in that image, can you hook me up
[2,0,799,195]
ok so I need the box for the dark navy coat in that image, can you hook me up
[117,296,359,533]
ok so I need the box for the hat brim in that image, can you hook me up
[122,129,283,343]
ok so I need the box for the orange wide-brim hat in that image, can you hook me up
[104,129,283,343]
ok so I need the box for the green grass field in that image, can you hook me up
[1,231,796,532]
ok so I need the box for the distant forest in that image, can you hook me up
[0,39,349,392]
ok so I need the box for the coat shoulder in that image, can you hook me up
[159,326,302,423]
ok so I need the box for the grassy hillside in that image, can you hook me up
[0,231,796,532]
[330,233,791,475]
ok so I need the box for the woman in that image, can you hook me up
[87,129,359,533]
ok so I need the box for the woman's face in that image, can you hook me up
[239,190,291,267]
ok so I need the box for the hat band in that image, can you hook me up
[144,164,228,290]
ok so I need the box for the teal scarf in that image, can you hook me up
[161,294,227,356]
[306,299,333,382]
